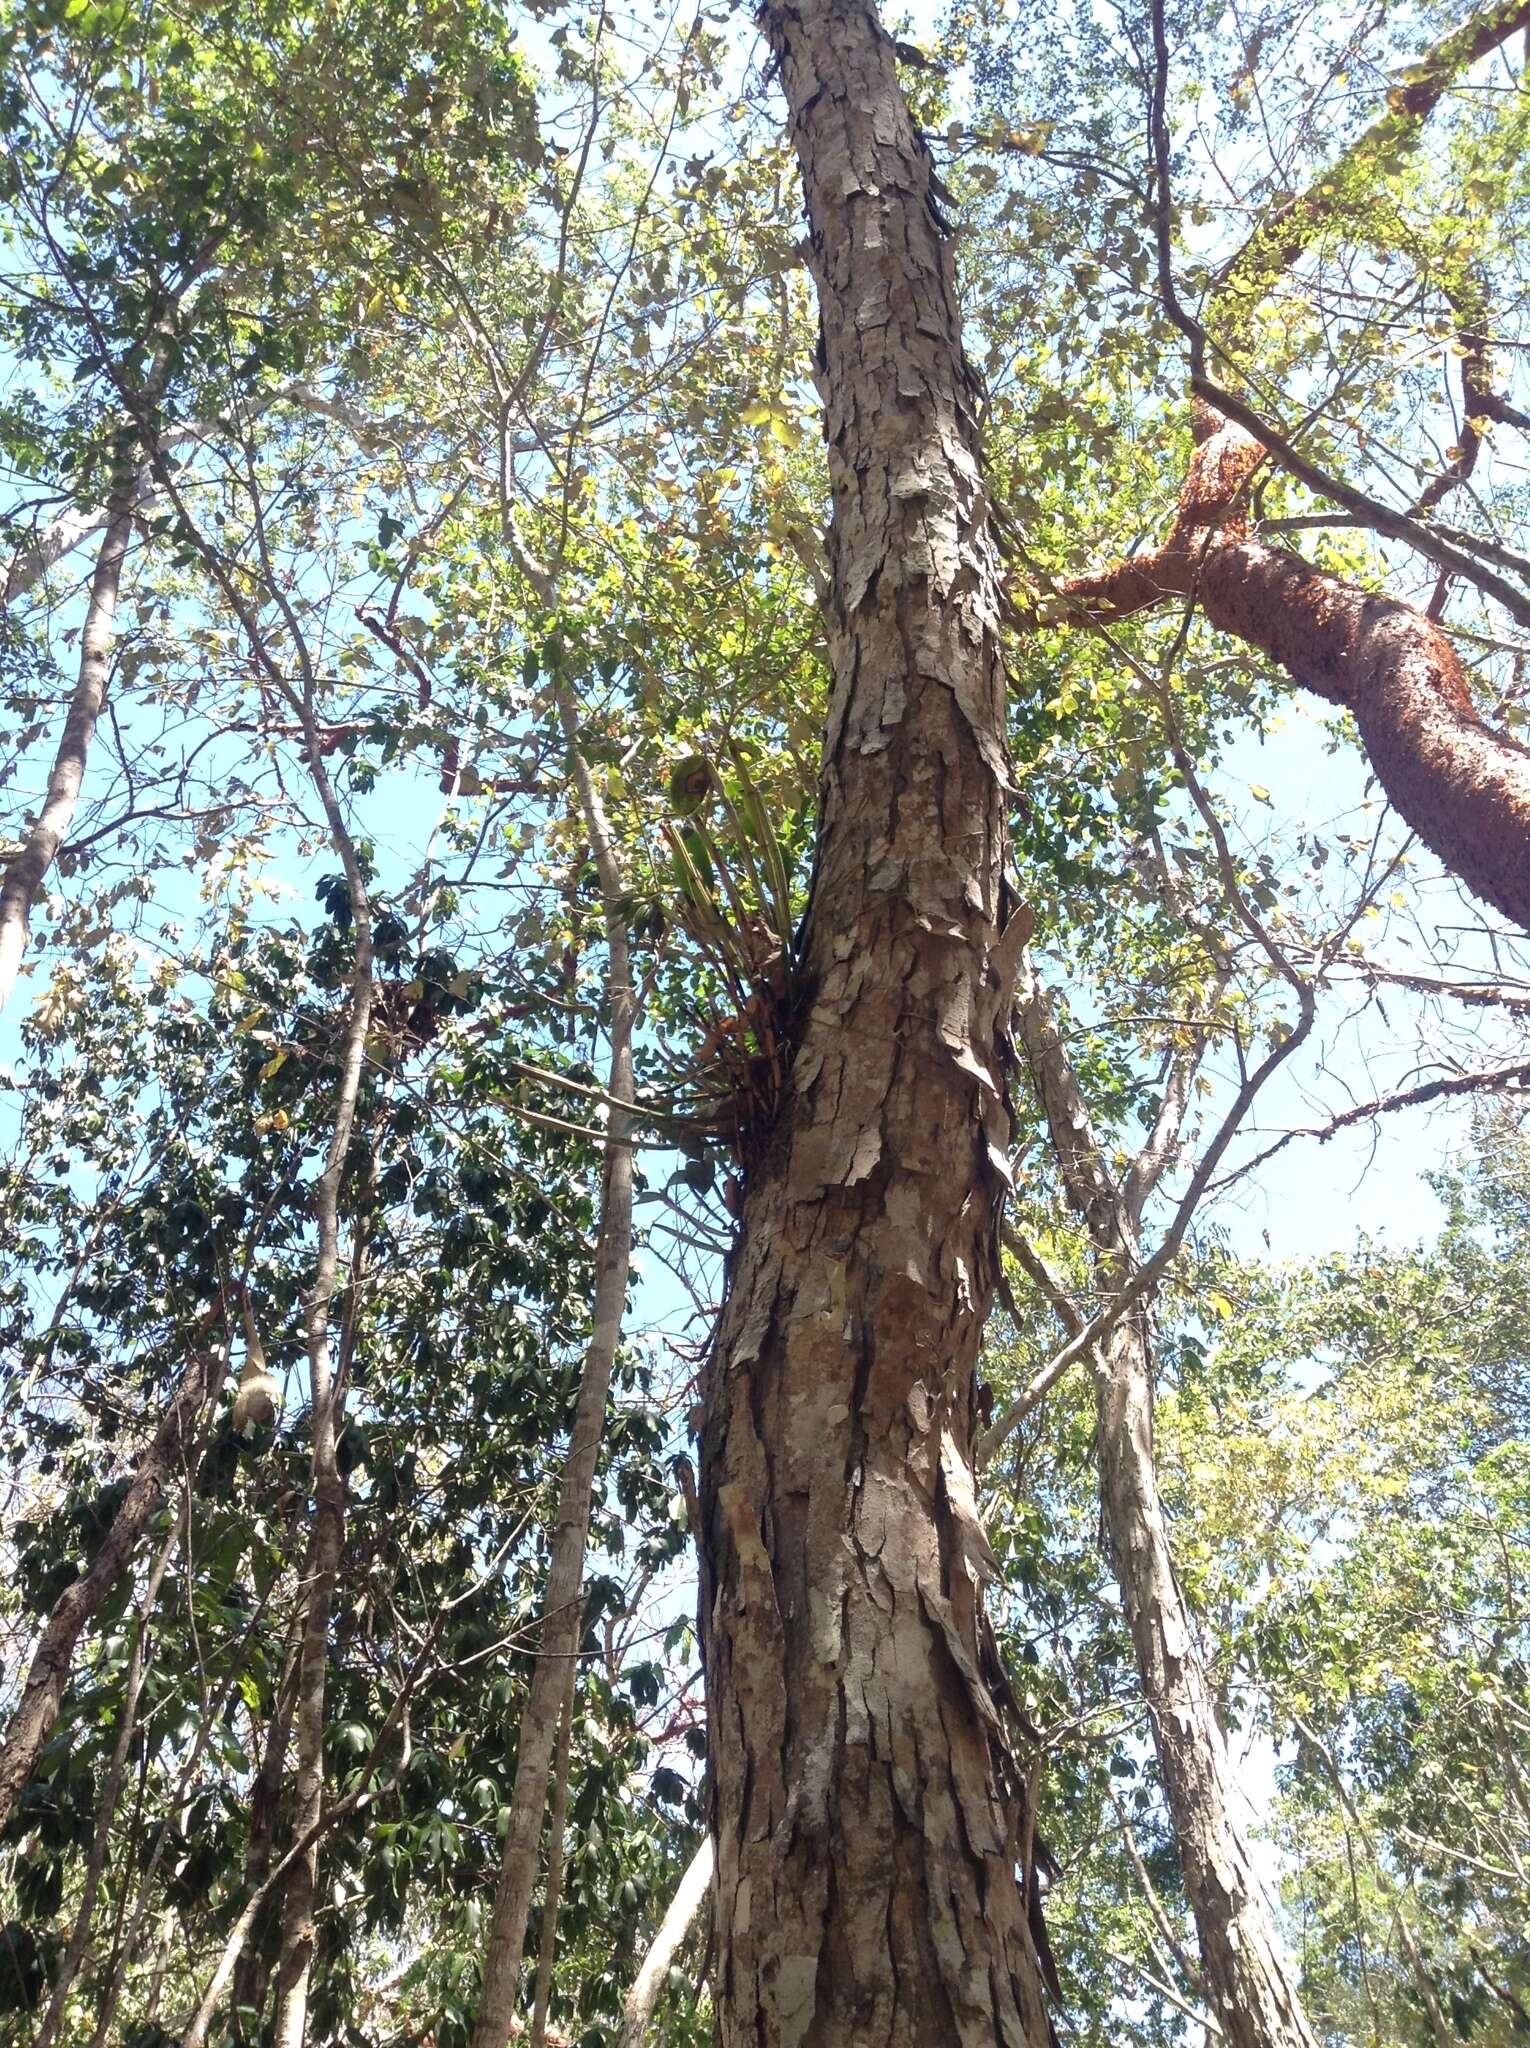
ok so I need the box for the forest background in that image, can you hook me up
[0,0,1527,2043]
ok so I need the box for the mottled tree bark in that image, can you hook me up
[696,2,1051,2043]
[1016,974,1319,2048]
[471,694,637,2048]
[1063,406,1530,932]
[0,1343,225,1833]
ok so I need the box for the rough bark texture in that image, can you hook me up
[471,700,637,2048]
[696,3,1051,2043]
[1063,405,1530,932]
[1016,976,1319,2048]
[0,1345,224,1833]
[0,476,134,1012]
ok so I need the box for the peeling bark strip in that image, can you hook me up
[0,1345,226,1834]
[1064,406,1530,932]
[697,3,1051,2044]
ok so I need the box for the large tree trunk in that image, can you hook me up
[1062,405,1530,931]
[0,470,135,1012]
[0,1342,225,1832]
[1016,975,1318,2048]
[696,2,1052,2042]
[472,699,637,2048]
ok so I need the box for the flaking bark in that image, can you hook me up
[697,1,1052,2041]
[1063,405,1530,931]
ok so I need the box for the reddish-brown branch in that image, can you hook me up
[1062,407,1530,933]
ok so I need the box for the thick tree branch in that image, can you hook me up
[1062,407,1530,930]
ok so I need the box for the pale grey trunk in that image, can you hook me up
[1016,977,1318,2048]
[471,697,637,2047]
[696,0,1052,2041]
[616,1839,712,2048]
[0,473,134,1011]
[3,496,125,607]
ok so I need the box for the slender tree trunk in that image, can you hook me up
[88,1657,249,2048]
[472,700,637,2048]
[270,1489,348,2048]
[141,1911,176,2028]
[1096,1310,1318,2048]
[616,1838,712,2048]
[33,1518,179,2048]
[269,744,374,2048]
[1062,407,1530,931]
[230,1621,304,2034]
[527,1671,575,2048]
[0,468,135,1012]
[0,1342,226,1833]
[696,3,1051,2042]
[1016,976,1319,2048]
